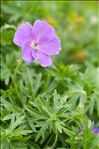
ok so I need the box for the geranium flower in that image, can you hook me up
[92,125,99,134]
[78,124,99,135]
[13,20,61,67]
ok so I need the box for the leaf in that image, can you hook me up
[3,113,15,121]
[9,116,25,130]
[89,96,95,115]
[36,121,49,141]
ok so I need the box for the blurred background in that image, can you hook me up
[1,0,99,68]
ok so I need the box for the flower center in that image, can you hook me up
[30,41,38,50]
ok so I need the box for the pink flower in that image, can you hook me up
[13,20,61,67]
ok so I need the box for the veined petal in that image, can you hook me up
[38,52,52,67]
[22,43,34,63]
[13,22,33,47]
[32,20,56,42]
[32,49,38,59]
[39,37,61,56]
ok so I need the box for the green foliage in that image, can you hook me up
[0,1,99,149]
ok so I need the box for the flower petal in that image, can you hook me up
[32,49,38,60]
[13,22,33,47]
[38,52,52,67]
[22,43,34,63]
[32,20,56,42]
[39,37,61,56]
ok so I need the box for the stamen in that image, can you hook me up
[30,41,38,49]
